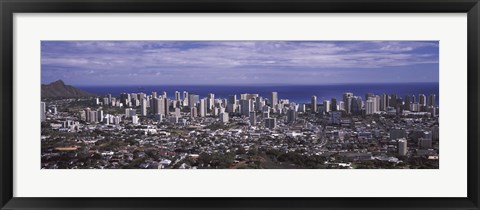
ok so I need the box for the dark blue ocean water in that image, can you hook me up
[78,83,439,105]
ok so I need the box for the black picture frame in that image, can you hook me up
[1,0,479,209]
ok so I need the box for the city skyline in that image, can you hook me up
[41,87,439,169]
[41,41,439,86]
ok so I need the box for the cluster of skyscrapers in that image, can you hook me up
[311,92,437,116]
[76,90,438,131]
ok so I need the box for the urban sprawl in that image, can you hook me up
[41,91,439,169]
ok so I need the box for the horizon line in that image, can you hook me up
[62,82,439,87]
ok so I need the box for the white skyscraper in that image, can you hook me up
[199,99,207,117]
[365,99,375,115]
[140,99,147,116]
[271,92,278,107]
[323,100,331,113]
[311,96,317,113]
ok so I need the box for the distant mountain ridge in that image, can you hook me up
[42,80,97,98]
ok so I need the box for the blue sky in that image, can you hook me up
[41,41,439,86]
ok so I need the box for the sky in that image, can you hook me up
[41,41,439,86]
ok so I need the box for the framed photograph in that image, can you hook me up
[1,0,479,209]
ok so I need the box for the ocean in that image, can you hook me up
[78,83,439,105]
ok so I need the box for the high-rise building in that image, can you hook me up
[240,93,259,100]
[140,99,147,116]
[227,95,237,113]
[255,97,264,111]
[120,93,131,107]
[175,91,181,101]
[365,99,375,115]
[108,93,112,105]
[287,109,297,122]
[240,99,252,116]
[331,98,337,111]
[89,111,98,123]
[199,99,207,117]
[208,93,215,111]
[152,92,158,98]
[153,97,164,116]
[380,93,388,111]
[298,104,306,113]
[271,92,278,107]
[98,109,104,122]
[228,95,237,105]
[404,95,412,111]
[343,92,353,114]
[41,102,46,122]
[323,100,331,113]
[419,94,427,107]
[398,139,408,155]
[85,108,91,122]
[373,95,381,112]
[389,94,398,108]
[164,97,169,116]
[428,94,436,107]
[190,106,197,118]
[311,95,317,113]
[249,111,256,125]
[183,91,189,105]
[351,96,363,115]
[188,94,199,109]
[339,101,345,111]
